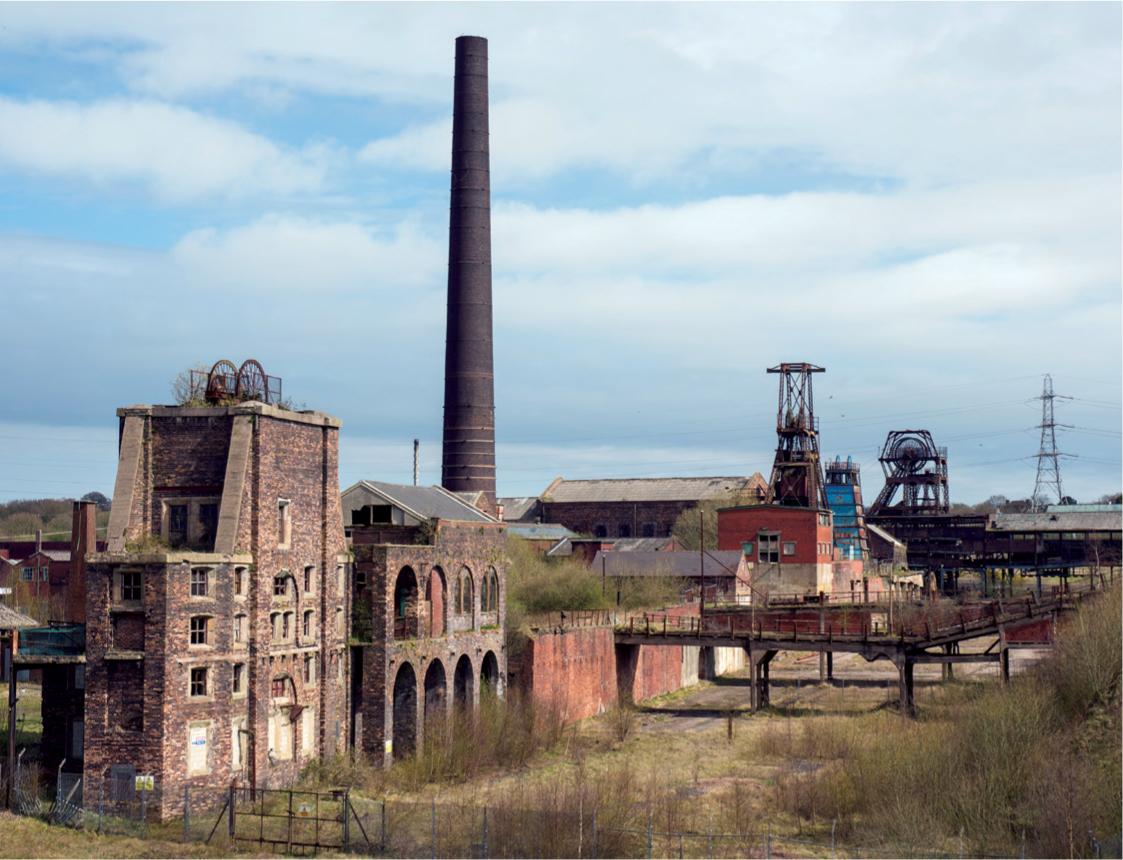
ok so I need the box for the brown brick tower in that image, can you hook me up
[441,35,496,513]
[83,400,348,818]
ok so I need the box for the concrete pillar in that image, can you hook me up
[615,643,639,706]
[750,650,775,711]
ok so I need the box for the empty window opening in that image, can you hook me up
[190,567,210,598]
[190,667,209,698]
[189,616,210,646]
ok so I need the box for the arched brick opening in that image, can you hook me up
[480,650,500,697]
[427,567,446,637]
[453,654,473,711]
[698,646,715,681]
[486,567,500,613]
[392,662,417,759]
[394,566,419,638]
[424,659,447,725]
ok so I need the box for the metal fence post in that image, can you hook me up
[647,807,653,859]
[765,823,772,859]
[380,799,386,852]
[343,789,351,854]
[227,782,236,841]
[431,798,437,860]
[183,784,190,842]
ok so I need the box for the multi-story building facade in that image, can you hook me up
[83,402,348,816]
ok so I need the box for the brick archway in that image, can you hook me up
[424,659,447,726]
[453,654,474,711]
[392,662,417,759]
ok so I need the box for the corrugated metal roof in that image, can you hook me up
[344,481,497,524]
[40,550,71,562]
[992,511,1122,532]
[611,537,676,552]
[507,523,576,541]
[592,550,744,578]
[543,474,767,504]
[0,603,38,630]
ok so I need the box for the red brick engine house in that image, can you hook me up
[83,383,349,816]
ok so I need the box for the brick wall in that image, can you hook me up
[539,501,698,539]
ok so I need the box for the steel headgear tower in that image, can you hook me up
[442,35,496,512]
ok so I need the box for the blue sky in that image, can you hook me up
[0,2,1120,506]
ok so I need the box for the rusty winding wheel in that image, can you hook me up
[205,359,238,403]
[236,359,268,402]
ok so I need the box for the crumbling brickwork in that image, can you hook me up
[351,520,507,766]
[84,403,347,819]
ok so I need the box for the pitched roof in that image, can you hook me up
[0,603,38,630]
[542,474,767,504]
[611,537,677,552]
[343,481,497,524]
[592,550,744,579]
[506,523,576,541]
[497,497,540,522]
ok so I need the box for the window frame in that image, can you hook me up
[189,666,209,698]
[190,567,211,598]
[189,615,210,647]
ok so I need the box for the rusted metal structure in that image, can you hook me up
[616,581,1105,717]
[764,363,826,509]
[190,358,282,406]
[867,429,949,517]
[441,35,496,513]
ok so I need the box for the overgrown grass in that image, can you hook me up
[752,588,1123,858]
[305,691,565,795]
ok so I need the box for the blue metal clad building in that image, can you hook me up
[825,457,869,560]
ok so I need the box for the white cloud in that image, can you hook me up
[1,4,1117,186]
[170,214,444,292]
[0,97,331,201]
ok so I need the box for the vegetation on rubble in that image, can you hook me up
[750,587,1122,858]
[0,813,240,859]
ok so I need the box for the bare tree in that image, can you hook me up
[170,362,210,405]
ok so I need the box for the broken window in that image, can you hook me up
[273,575,288,598]
[303,565,314,594]
[168,504,188,547]
[304,654,315,685]
[758,532,780,564]
[233,613,247,644]
[618,523,632,538]
[303,610,314,638]
[198,503,219,549]
[190,666,209,698]
[233,662,245,695]
[119,570,142,602]
[189,616,210,646]
[190,567,210,598]
[594,525,607,538]
[234,567,248,598]
[782,541,796,556]
[642,522,656,538]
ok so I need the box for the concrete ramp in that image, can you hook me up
[214,415,253,554]
[106,416,145,552]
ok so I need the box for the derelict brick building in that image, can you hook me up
[83,401,348,816]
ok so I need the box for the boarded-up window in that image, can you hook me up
[188,722,210,775]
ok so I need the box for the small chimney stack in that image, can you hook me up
[67,500,96,624]
[441,35,496,513]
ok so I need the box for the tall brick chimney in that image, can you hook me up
[67,500,96,624]
[441,35,496,514]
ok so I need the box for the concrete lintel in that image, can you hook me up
[116,402,341,428]
[87,551,254,565]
